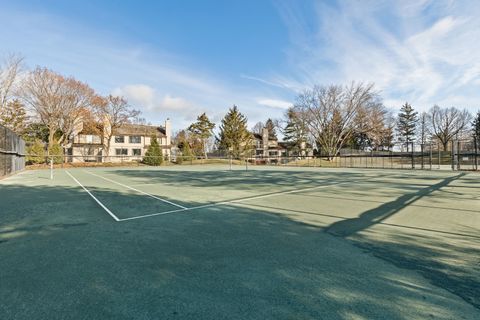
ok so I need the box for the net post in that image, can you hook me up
[50,158,53,180]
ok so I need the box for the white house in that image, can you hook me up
[68,119,172,163]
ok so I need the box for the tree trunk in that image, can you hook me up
[203,139,208,159]
[442,140,448,151]
[48,127,56,145]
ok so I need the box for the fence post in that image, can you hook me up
[411,142,415,169]
[451,141,455,171]
[421,143,424,170]
[475,136,478,171]
[438,143,441,170]
[430,143,433,170]
[457,140,461,171]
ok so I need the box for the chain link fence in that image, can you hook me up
[22,139,479,172]
[0,124,25,177]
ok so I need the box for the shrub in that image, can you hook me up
[143,136,163,166]
[48,142,64,164]
[26,139,46,164]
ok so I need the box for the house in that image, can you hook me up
[253,128,285,158]
[69,119,172,163]
[252,127,312,162]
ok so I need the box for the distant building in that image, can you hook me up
[68,119,172,163]
[252,127,312,161]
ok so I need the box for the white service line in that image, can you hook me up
[119,181,347,222]
[66,171,120,222]
[84,170,187,209]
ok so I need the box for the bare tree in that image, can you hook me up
[95,95,140,157]
[251,121,264,135]
[22,67,98,149]
[429,105,471,151]
[294,83,378,159]
[22,67,66,144]
[56,78,97,148]
[353,100,388,150]
[418,111,430,146]
[0,54,24,115]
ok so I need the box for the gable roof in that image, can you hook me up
[115,124,166,137]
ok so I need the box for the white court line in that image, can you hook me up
[66,171,120,222]
[119,181,347,222]
[84,170,187,209]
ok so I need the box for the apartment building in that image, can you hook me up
[69,119,171,162]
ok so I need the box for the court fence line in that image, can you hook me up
[0,124,25,178]
[23,139,479,171]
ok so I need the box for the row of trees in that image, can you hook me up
[2,54,479,162]
[0,54,140,159]
[176,83,479,160]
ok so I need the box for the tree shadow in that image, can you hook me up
[1,178,478,319]
[324,173,466,237]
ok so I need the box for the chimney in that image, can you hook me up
[165,118,171,146]
[262,127,269,157]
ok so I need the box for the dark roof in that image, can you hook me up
[115,124,166,137]
[252,132,278,141]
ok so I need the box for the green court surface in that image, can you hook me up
[0,165,479,319]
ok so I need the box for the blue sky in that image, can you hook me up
[1,0,479,131]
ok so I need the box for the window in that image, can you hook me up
[132,148,141,156]
[129,136,141,144]
[86,135,93,143]
[115,136,125,143]
[115,148,128,156]
[84,147,94,156]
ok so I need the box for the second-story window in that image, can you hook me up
[115,136,125,143]
[129,136,141,144]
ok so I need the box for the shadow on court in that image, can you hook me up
[1,177,479,319]
[325,173,466,237]
[319,172,480,309]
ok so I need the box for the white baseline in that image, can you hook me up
[66,171,120,222]
[119,181,348,222]
[84,170,187,209]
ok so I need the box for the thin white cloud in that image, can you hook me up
[268,0,480,112]
[257,98,292,110]
[0,6,294,130]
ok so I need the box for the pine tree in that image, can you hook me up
[0,99,28,134]
[187,112,215,159]
[218,105,252,158]
[181,141,194,162]
[473,111,480,143]
[397,102,418,151]
[265,119,277,140]
[283,109,307,155]
[143,136,163,166]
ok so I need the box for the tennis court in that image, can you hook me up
[1,165,479,319]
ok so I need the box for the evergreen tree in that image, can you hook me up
[181,140,194,162]
[26,139,46,164]
[218,105,252,158]
[473,111,480,143]
[22,122,50,143]
[397,102,418,151]
[283,109,307,155]
[265,118,277,140]
[0,99,28,134]
[143,136,163,166]
[48,141,63,164]
[187,112,215,159]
